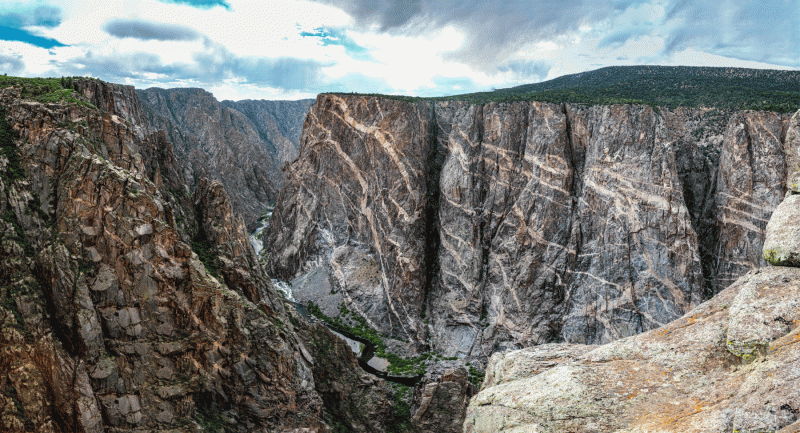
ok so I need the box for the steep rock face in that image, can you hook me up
[221,99,314,168]
[430,102,704,360]
[0,80,386,432]
[464,201,800,432]
[410,363,475,433]
[192,178,284,312]
[266,95,434,339]
[707,111,788,293]
[138,88,292,230]
[267,96,790,361]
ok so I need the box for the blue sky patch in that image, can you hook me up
[157,0,232,10]
[300,27,371,60]
[0,25,66,49]
[0,5,62,29]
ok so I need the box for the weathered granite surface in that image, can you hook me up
[763,194,800,266]
[465,259,800,432]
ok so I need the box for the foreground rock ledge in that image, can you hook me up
[464,266,800,433]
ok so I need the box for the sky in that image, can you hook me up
[0,0,797,101]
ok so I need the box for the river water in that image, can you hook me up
[249,207,273,258]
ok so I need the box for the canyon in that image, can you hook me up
[265,94,792,363]
[137,87,313,231]
[1,72,799,432]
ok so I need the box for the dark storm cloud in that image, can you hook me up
[312,0,799,71]
[104,19,200,41]
[311,0,650,70]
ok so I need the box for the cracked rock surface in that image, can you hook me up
[0,80,394,433]
[266,95,794,363]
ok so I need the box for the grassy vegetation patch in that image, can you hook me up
[0,75,99,110]
[307,301,456,376]
[191,224,220,278]
[0,109,25,182]
[466,363,485,388]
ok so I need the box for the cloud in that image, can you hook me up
[156,0,232,10]
[0,53,24,74]
[55,51,176,81]
[0,6,63,29]
[662,0,799,67]
[32,6,62,28]
[0,25,66,49]
[0,5,66,49]
[598,26,652,48]
[103,19,200,41]
[180,40,326,89]
[54,35,325,92]
[310,0,652,70]
[498,60,551,81]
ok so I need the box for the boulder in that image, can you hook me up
[763,193,800,266]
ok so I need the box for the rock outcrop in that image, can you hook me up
[464,266,800,432]
[266,96,434,339]
[137,87,313,230]
[410,362,475,433]
[266,94,792,363]
[0,79,397,432]
[464,121,800,430]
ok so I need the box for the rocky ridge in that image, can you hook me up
[463,109,800,432]
[221,99,313,169]
[266,94,792,363]
[137,87,313,230]
[0,79,398,432]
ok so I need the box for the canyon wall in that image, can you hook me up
[266,94,791,363]
[465,110,800,431]
[137,87,313,230]
[0,80,394,432]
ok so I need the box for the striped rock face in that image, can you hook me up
[266,95,793,365]
[465,266,800,433]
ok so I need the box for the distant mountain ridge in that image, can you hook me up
[221,99,311,167]
[340,65,800,113]
[137,87,313,229]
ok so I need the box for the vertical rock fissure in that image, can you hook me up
[556,103,582,341]
[422,103,442,320]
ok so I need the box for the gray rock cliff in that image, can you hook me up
[265,94,792,364]
[137,87,312,230]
